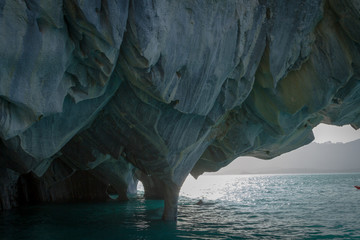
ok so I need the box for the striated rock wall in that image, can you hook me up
[1,0,360,220]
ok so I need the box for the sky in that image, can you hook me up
[313,124,360,143]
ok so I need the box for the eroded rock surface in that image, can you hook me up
[1,0,360,220]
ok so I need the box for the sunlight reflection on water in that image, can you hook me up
[176,173,360,239]
[180,174,284,203]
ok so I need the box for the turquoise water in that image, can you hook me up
[1,173,360,239]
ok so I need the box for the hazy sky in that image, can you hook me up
[313,124,360,143]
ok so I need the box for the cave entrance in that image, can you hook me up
[137,181,144,196]
[106,184,119,200]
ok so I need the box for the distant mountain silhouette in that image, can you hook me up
[210,139,360,175]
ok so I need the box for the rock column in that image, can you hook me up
[162,182,180,221]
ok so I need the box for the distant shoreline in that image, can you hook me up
[205,140,360,176]
[204,171,360,176]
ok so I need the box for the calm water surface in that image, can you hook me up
[1,173,360,239]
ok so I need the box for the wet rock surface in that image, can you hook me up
[1,0,360,220]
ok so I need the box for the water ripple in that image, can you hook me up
[1,173,360,239]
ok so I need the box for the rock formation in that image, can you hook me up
[1,0,360,220]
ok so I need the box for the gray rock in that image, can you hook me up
[1,0,360,220]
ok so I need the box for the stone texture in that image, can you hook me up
[0,168,19,210]
[1,0,360,220]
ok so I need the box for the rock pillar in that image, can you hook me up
[162,182,180,221]
[0,168,20,210]
[135,170,180,220]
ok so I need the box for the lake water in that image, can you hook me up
[1,173,360,239]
